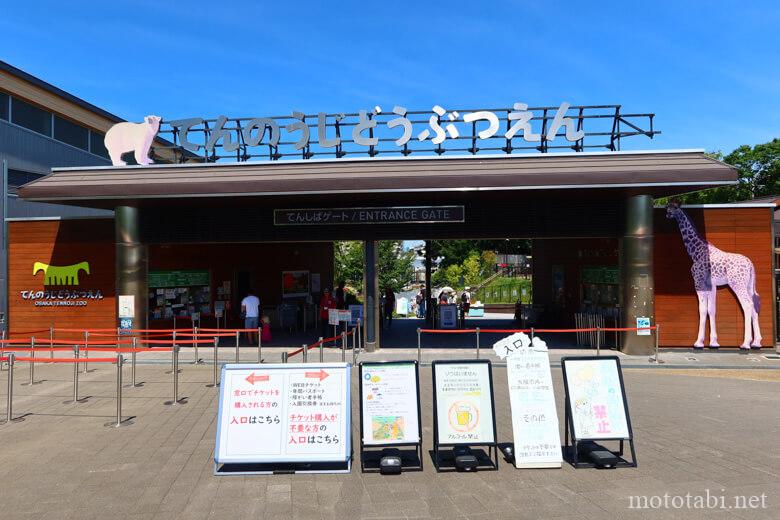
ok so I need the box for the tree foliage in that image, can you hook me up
[658,139,780,204]
[430,239,530,269]
[333,240,415,293]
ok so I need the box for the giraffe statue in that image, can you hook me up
[666,202,761,350]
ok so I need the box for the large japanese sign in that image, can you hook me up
[21,260,103,307]
[432,360,496,445]
[494,333,562,468]
[274,206,464,226]
[113,103,656,165]
[360,362,420,446]
[561,357,630,440]
[215,363,351,466]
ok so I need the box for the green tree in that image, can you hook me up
[657,139,780,204]
[333,241,364,291]
[378,241,415,292]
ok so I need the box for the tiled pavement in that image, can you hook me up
[0,353,778,519]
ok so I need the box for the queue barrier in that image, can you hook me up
[416,325,662,364]
[282,329,359,365]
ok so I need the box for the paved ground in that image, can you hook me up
[0,351,778,519]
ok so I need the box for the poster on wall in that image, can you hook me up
[348,304,363,326]
[282,270,310,298]
[432,360,496,445]
[118,295,135,319]
[214,363,351,473]
[561,357,630,440]
[360,362,421,446]
[636,317,651,336]
[439,304,457,329]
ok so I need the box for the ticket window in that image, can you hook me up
[148,270,211,321]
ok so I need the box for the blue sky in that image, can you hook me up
[2,1,778,154]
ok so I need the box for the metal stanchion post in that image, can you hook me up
[24,336,36,386]
[417,327,421,365]
[319,337,324,362]
[207,338,219,388]
[70,345,80,403]
[352,330,357,365]
[303,344,308,363]
[596,326,601,356]
[341,332,346,362]
[530,327,535,343]
[475,327,480,359]
[49,326,54,359]
[165,346,185,405]
[282,352,288,363]
[5,353,23,423]
[105,355,131,427]
[235,330,240,364]
[257,327,262,363]
[357,319,362,352]
[650,324,664,364]
[131,337,138,387]
[194,326,200,364]
[83,331,89,373]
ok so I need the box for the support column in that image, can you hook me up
[364,240,378,352]
[0,160,8,335]
[621,194,655,355]
[115,206,148,331]
[425,240,433,326]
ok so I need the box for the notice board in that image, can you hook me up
[360,362,421,446]
[561,357,630,440]
[432,360,496,445]
[214,363,351,468]
[506,348,562,468]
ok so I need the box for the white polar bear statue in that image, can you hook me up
[104,115,162,166]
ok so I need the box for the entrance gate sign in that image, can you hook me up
[214,363,351,473]
[149,103,658,163]
[360,362,421,445]
[274,206,464,226]
[504,342,562,468]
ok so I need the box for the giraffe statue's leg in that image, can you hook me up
[707,288,719,348]
[750,307,762,348]
[694,291,708,348]
[735,289,753,350]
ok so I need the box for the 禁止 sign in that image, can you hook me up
[636,317,651,336]
[561,357,630,440]
[360,362,421,446]
[214,363,351,473]
[274,206,464,226]
[432,361,496,444]
[494,333,562,469]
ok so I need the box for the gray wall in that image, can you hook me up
[1,119,113,330]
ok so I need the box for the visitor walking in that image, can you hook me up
[319,287,338,339]
[383,287,395,329]
[240,289,261,344]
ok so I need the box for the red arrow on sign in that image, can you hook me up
[305,369,329,381]
[245,372,270,385]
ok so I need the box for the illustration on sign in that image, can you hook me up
[562,359,629,440]
[361,363,420,445]
[636,317,651,336]
[433,362,495,444]
[666,202,762,349]
[215,363,351,468]
[33,261,90,285]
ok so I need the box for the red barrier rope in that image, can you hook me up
[0,347,74,352]
[81,346,172,353]
[478,329,532,334]
[419,329,478,334]
[136,338,216,345]
[7,329,51,335]
[419,326,657,334]
[14,357,117,363]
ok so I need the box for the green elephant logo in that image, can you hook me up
[33,261,91,286]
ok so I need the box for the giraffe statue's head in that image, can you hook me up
[666,200,682,220]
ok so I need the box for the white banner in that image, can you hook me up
[433,362,495,444]
[215,363,351,464]
[328,308,340,326]
[562,358,629,440]
[361,362,420,445]
[506,348,562,468]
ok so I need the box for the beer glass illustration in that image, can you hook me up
[456,405,473,427]
[449,401,479,432]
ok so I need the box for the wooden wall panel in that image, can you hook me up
[7,219,116,335]
[654,207,774,348]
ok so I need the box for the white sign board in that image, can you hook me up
[348,304,363,326]
[118,295,135,319]
[395,297,409,316]
[215,363,351,464]
[562,358,630,440]
[328,308,340,326]
[433,362,495,444]
[360,362,420,445]
[506,349,562,468]
[636,317,651,336]
[439,304,458,329]
[338,310,351,323]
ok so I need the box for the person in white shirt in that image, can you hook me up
[241,289,261,344]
